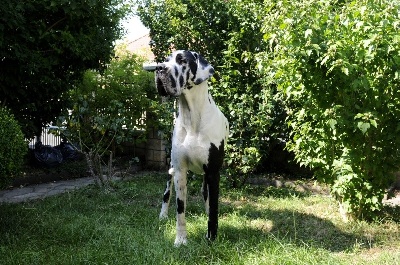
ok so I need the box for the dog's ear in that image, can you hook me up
[190,52,214,85]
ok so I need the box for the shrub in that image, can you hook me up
[0,107,27,188]
[261,0,400,220]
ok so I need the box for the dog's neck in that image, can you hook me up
[178,82,211,133]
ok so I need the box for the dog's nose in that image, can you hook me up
[156,63,167,71]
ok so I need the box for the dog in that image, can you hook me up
[155,50,229,246]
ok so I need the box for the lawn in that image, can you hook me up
[0,172,399,265]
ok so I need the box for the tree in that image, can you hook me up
[137,0,285,186]
[0,0,128,138]
[137,0,231,64]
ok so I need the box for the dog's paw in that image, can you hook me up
[174,236,187,247]
[159,211,168,220]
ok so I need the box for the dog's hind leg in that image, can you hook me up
[160,167,174,219]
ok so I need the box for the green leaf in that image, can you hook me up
[304,28,312,38]
[357,122,370,134]
[327,119,337,130]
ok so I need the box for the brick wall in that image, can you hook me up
[145,127,168,170]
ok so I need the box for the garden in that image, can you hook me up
[1,0,400,264]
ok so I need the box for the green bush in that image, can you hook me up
[0,107,27,188]
[261,0,400,220]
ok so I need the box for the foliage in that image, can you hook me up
[59,49,156,187]
[218,1,286,187]
[0,0,128,138]
[137,0,286,186]
[137,0,231,63]
[260,0,400,219]
[0,107,27,188]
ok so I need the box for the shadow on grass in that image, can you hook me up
[182,183,368,253]
[218,208,363,252]
[380,204,400,223]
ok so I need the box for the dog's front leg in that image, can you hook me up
[206,171,220,241]
[174,169,188,246]
[160,168,174,219]
[202,174,210,215]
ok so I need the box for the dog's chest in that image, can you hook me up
[170,94,228,174]
[172,126,211,173]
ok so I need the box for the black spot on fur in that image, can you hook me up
[179,75,184,88]
[176,53,183,64]
[177,198,185,214]
[198,55,209,70]
[183,51,198,80]
[189,60,197,79]
[163,190,170,203]
[162,174,173,203]
[174,66,179,77]
[170,74,176,89]
[209,67,215,75]
[203,140,225,174]
[194,78,204,85]
[186,71,190,85]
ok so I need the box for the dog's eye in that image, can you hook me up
[176,54,186,64]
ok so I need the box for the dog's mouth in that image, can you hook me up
[155,71,170,97]
[156,69,182,97]
[156,76,169,96]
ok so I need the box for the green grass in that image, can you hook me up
[0,173,399,264]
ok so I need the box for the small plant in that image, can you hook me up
[0,107,27,188]
[226,146,262,187]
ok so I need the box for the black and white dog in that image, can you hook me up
[156,50,229,246]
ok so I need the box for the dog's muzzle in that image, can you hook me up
[155,64,171,96]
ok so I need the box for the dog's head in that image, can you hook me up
[155,50,214,97]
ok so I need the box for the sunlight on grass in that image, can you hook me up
[0,173,399,265]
